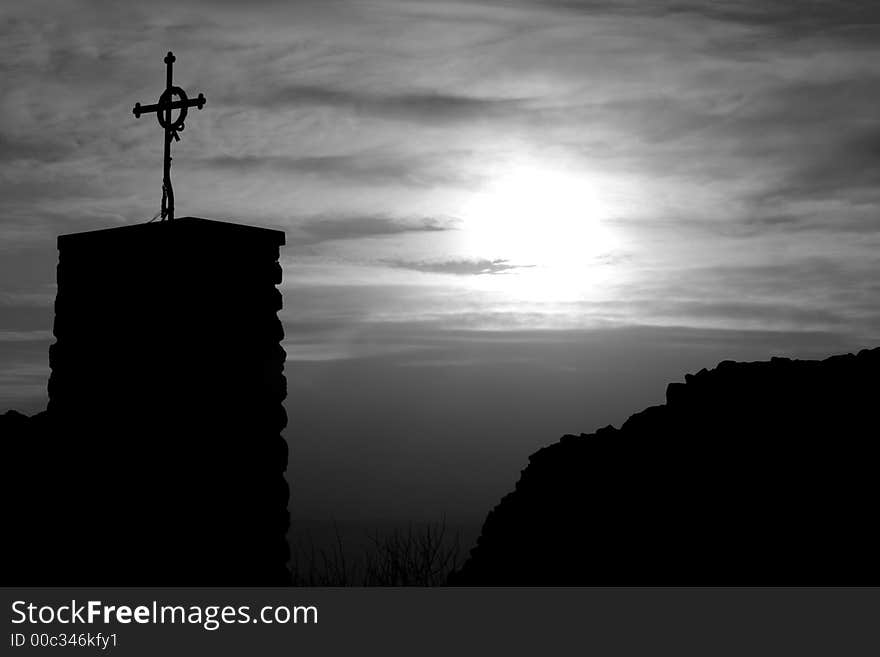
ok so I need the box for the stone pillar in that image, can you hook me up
[46,217,288,584]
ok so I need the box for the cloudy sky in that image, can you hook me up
[2,0,880,546]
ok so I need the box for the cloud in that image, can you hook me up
[650,299,850,329]
[385,258,533,276]
[199,151,475,188]
[238,83,526,125]
[293,215,453,245]
[0,330,53,342]
[0,135,75,163]
[759,130,880,207]
[611,256,880,340]
[702,75,880,205]
[738,207,880,236]
[537,0,880,39]
[282,311,867,365]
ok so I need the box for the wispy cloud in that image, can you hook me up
[385,258,532,276]
[199,150,476,188]
[294,215,453,245]
[243,84,526,125]
[0,330,52,342]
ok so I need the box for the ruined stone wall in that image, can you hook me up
[451,349,880,585]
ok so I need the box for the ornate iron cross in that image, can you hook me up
[132,52,206,221]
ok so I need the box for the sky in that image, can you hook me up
[2,0,880,550]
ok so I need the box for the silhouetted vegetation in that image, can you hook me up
[290,521,461,586]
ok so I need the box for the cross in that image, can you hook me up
[132,51,206,222]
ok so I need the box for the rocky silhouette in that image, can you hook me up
[451,348,880,585]
[3,217,289,586]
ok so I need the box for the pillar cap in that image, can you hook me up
[58,217,286,250]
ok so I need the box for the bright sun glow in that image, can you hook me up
[459,162,620,301]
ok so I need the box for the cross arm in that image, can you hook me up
[133,93,206,118]
[133,101,161,117]
[186,93,207,110]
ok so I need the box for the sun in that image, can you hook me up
[458,162,619,301]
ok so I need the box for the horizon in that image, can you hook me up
[2,0,879,553]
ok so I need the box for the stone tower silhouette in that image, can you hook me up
[46,217,289,584]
